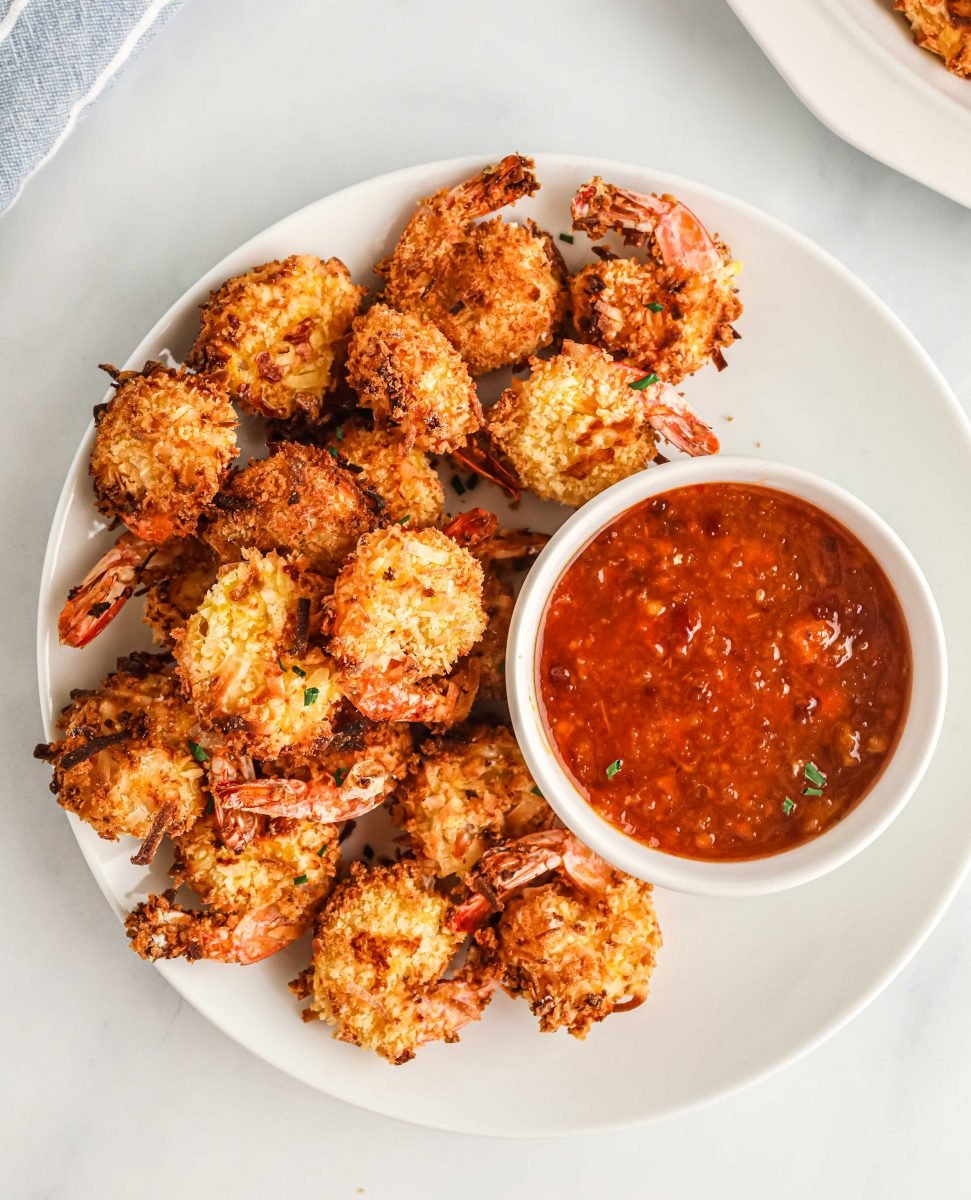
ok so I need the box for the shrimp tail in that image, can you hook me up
[58,534,154,648]
[215,759,388,823]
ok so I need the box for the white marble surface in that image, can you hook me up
[4,1,971,1195]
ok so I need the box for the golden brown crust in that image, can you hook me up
[346,304,482,453]
[303,860,494,1063]
[569,249,741,385]
[90,362,237,544]
[377,156,566,375]
[174,550,341,758]
[896,0,971,75]
[41,654,204,843]
[325,418,444,528]
[203,441,378,573]
[330,525,486,679]
[187,255,365,420]
[491,874,662,1038]
[389,724,552,876]
[488,340,657,507]
[141,538,219,648]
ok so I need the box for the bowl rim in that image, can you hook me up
[506,455,948,897]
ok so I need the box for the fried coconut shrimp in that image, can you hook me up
[390,725,552,877]
[174,550,342,759]
[90,361,237,545]
[203,441,379,573]
[377,155,567,375]
[452,830,661,1038]
[488,341,717,507]
[215,714,415,824]
[188,255,365,420]
[34,653,204,864]
[475,572,514,701]
[569,178,742,383]
[331,516,488,715]
[126,815,340,965]
[141,538,219,648]
[895,0,971,75]
[345,304,482,453]
[296,860,494,1063]
[327,419,444,527]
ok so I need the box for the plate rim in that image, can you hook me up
[35,151,971,1136]
[726,0,971,210]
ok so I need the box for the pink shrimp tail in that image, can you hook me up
[58,534,153,647]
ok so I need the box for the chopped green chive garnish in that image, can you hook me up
[646,302,665,313]
[606,758,623,779]
[398,514,411,525]
[277,658,287,673]
[804,762,827,787]
[783,797,796,816]
[303,687,320,706]
[326,446,339,459]
[188,740,208,763]
[802,786,824,797]
[204,796,215,816]
[317,844,328,857]
[465,474,480,491]
[362,843,375,860]
[629,374,660,391]
[451,474,467,496]
[291,664,306,678]
[293,874,309,885]
[333,767,349,787]
[335,425,344,441]
[530,785,544,798]
[559,232,575,244]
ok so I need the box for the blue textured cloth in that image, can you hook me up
[0,0,182,213]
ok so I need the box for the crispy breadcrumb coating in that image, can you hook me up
[390,724,552,876]
[301,860,494,1063]
[37,653,204,844]
[345,304,482,453]
[90,362,237,544]
[174,550,341,758]
[203,441,379,573]
[895,0,971,75]
[492,873,661,1038]
[142,538,219,648]
[327,419,444,528]
[125,817,340,964]
[188,255,365,420]
[488,340,657,507]
[377,155,567,374]
[331,526,486,679]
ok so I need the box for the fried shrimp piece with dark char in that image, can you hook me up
[89,361,238,545]
[488,872,661,1039]
[569,178,742,384]
[326,418,444,528]
[345,303,482,453]
[126,815,340,965]
[389,724,552,877]
[174,550,342,759]
[215,713,415,823]
[141,538,219,648]
[187,255,365,420]
[331,522,487,681]
[475,572,514,701]
[376,155,567,374]
[895,0,971,75]
[296,860,494,1063]
[34,653,205,863]
[203,441,379,573]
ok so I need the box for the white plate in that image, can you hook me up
[37,154,971,1136]
[727,0,971,209]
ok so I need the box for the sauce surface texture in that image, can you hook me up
[539,483,911,860]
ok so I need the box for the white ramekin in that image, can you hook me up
[506,457,947,897]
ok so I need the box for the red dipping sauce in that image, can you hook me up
[539,484,912,861]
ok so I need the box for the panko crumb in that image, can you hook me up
[188,255,365,420]
[327,418,444,528]
[488,340,657,507]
